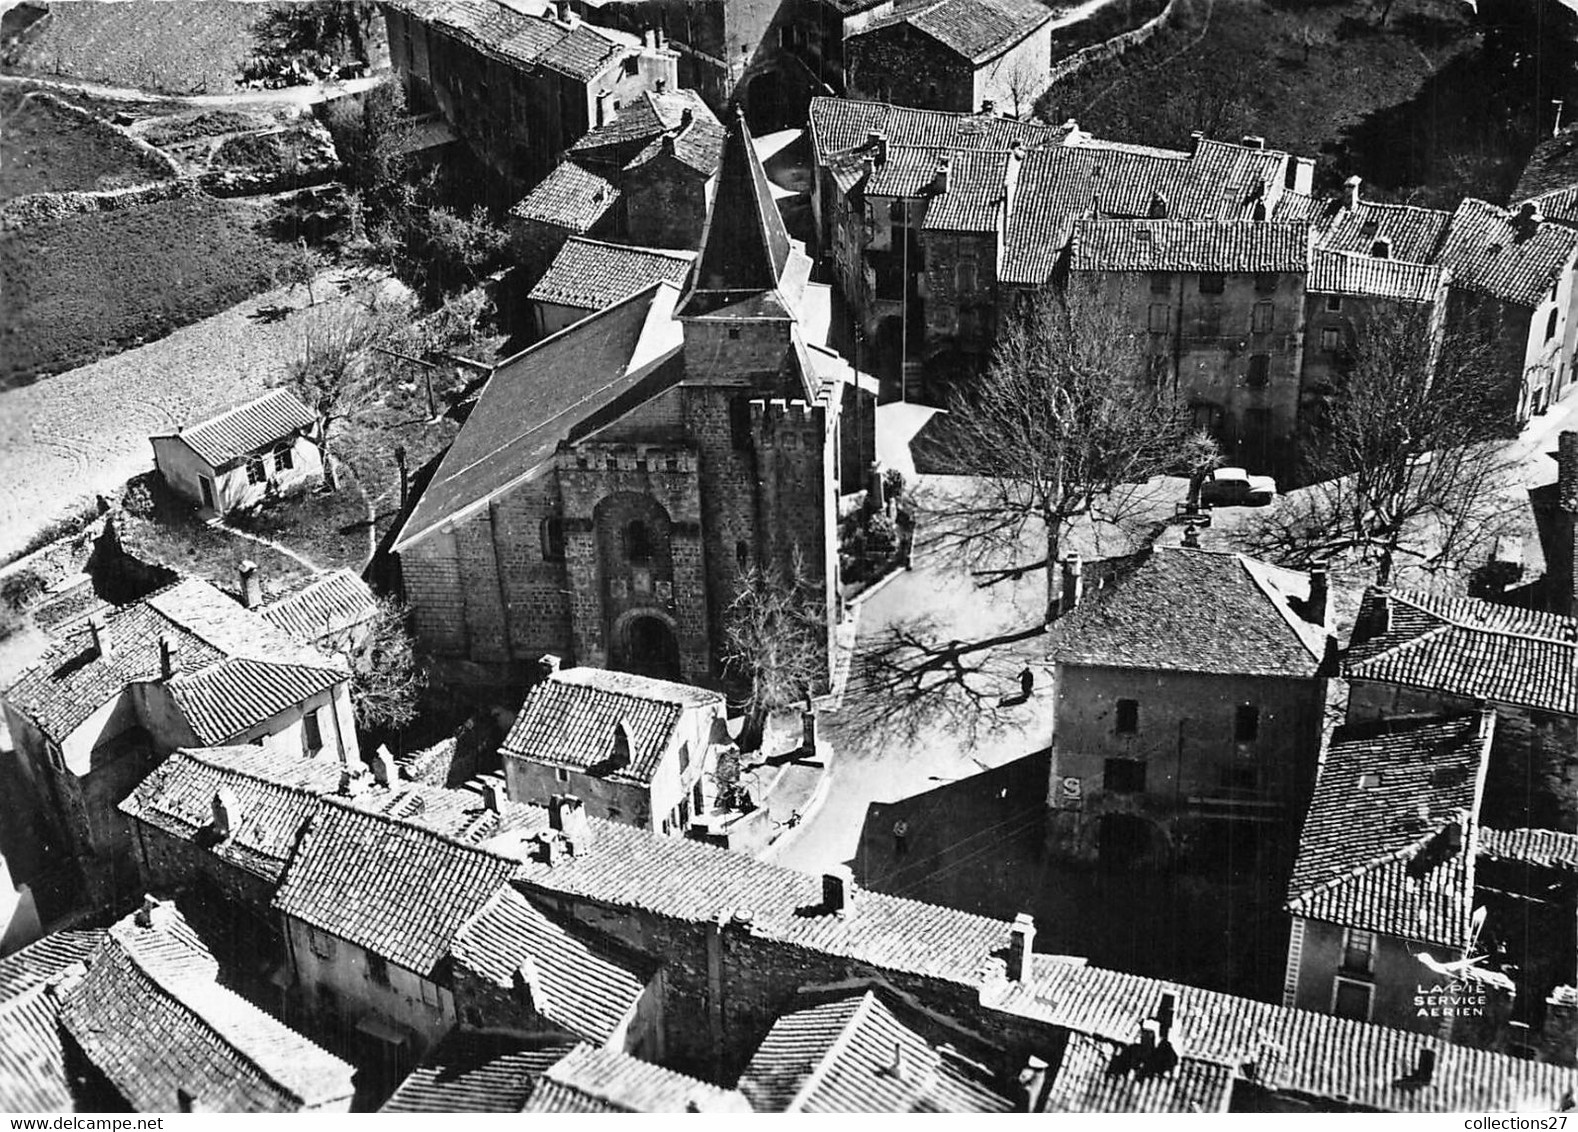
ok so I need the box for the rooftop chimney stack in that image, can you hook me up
[159,635,179,681]
[135,894,175,931]
[1148,190,1169,219]
[211,788,239,838]
[1415,1048,1436,1084]
[1157,990,1178,1041]
[555,0,577,26]
[1016,1055,1049,1113]
[1189,130,1204,154]
[239,559,263,609]
[549,793,593,851]
[514,955,548,1014]
[1241,134,1266,150]
[372,745,398,787]
[1344,174,1362,210]
[823,864,855,916]
[865,130,888,168]
[1060,553,1084,616]
[1251,199,1268,222]
[981,98,996,115]
[1139,1019,1160,1053]
[1007,912,1036,982]
[1307,563,1329,627]
[1516,200,1545,239]
[933,153,951,195]
[1182,524,1201,549]
[89,615,111,660]
[1371,588,1393,639]
[679,107,693,131]
[887,1040,910,1082]
[538,653,562,683]
[655,76,667,93]
[1372,236,1392,259]
[483,778,506,813]
[610,720,633,768]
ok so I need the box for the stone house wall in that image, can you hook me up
[1288,916,1463,1037]
[623,156,712,249]
[845,25,974,111]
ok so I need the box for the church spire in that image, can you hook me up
[679,109,793,318]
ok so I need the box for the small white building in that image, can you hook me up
[150,389,322,515]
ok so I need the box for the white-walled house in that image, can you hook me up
[150,389,322,515]
[1,577,356,911]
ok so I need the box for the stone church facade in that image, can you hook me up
[393,113,843,692]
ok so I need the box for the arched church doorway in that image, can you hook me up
[616,613,682,682]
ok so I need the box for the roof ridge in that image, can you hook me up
[783,989,878,1113]
[315,793,528,868]
[1288,830,1436,909]
[178,388,296,436]
[1236,556,1327,664]
[1392,589,1578,646]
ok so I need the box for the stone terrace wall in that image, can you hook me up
[1045,0,1188,90]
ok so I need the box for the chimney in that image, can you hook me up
[513,955,548,1014]
[887,1040,910,1082]
[596,89,613,127]
[1541,986,1578,1065]
[239,559,263,609]
[1344,174,1362,210]
[135,894,175,930]
[802,704,818,752]
[655,76,667,93]
[1059,553,1084,615]
[88,615,111,660]
[1139,1019,1160,1053]
[1007,912,1035,982]
[823,864,854,915]
[1148,190,1169,219]
[1016,1055,1049,1113]
[1156,990,1178,1041]
[1241,134,1266,150]
[1443,814,1465,853]
[610,719,634,768]
[1414,1047,1436,1084]
[372,745,398,787]
[159,634,179,681]
[643,27,656,48]
[1371,236,1392,259]
[1516,199,1545,239]
[549,793,593,850]
[1251,199,1268,222]
[555,0,577,25]
[679,107,693,132]
[1182,524,1201,549]
[211,788,239,837]
[538,653,562,682]
[337,765,365,797]
[1364,588,1393,640]
[932,153,951,195]
[482,778,506,812]
[980,98,995,115]
[1306,563,1329,627]
[1189,130,1204,154]
[866,130,888,168]
[1559,432,1578,513]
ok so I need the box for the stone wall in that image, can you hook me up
[845,25,973,112]
[1045,0,1188,90]
[624,156,709,250]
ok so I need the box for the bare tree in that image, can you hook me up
[351,597,427,732]
[1246,304,1519,585]
[278,302,387,492]
[990,53,1047,118]
[917,287,1218,623]
[722,552,826,752]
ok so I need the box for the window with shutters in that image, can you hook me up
[1148,304,1170,332]
[1247,354,1270,387]
[1115,698,1139,734]
[1252,302,1274,333]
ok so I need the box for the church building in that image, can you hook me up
[392,112,855,691]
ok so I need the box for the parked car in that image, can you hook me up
[1199,467,1277,507]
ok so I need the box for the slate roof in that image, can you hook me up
[521,1043,750,1112]
[528,237,694,312]
[394,280,684,551]
[1528,184,1578,229]
[1042,1032,1234,1113]
[1436,198,1578,307]
[385,0,634,82]
[0,929,106,1112]
[1320,200,1454,264]
[736,990,1014,1112]
[858,0,1051,63]
[680,111,794,319]
[3,577,347,745]
[1513,124,1578,202]
[508,159,620,232]
[1307,248,1448,302]
[921,150,1010,232]
[449,885,653,1044]
[1343,587,1578,714]
[272,797,520,977]
[1285,713,1492,948]
[381,1033,575,1112]
[1477,827,1578,872]
[500,666,720,787]
[1070,219,1310,274]
[59,909,353,1112]
[989,957,1578,1112]
[1045,548,1328,678]
[259,569,378,646]
[155,388,316,468]
[119,745,346,884]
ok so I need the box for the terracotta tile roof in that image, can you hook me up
[1070,219,1310,274]
[1042,1032,1234,1112]
[988,958,1578,1111]
[521,1043,751,1112]
[736,990,1014,1112]
[1286,714,1492,948]
[1270,190,1339,228]
[154,388,316,468]
[0,929,104,1000]
[570,90,709,156]
[625,117,728,179]
[1343,587,1578,714]
[1514,124,1578,202]
[528,237,694,312]
[500,666,720,787]
[59,908,354,1112]
[386,0,634,82]
[921,150,1009,232]
[808,96,1067,156]
[381,1032,575,1112]
[1478,827,1578,871]
[3,577,346,745]
[119,745,344,883]
[1045,548,1328,678]
[394,281,684,551]
[1320,200,1453,264]
[0,929,105,1112]
[272,797,520,977]
[858,0,1052,63]
[259,569,378,646]
[450,886,653,1044]
[1308,248,1448,302]
[1436,198,1578,307]
[509,159,620,233]
[1528,184,1578,228]
[494,817,1014,988]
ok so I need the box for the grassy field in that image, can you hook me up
[0,194,295,388]
[0,88,172,201]
[1039,0,1523,206]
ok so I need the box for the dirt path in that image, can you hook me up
[0,72,382,111]
[0,268,401,562]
